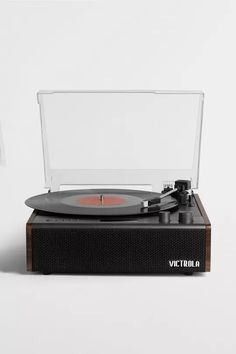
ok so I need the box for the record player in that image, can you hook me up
[25,91,211,275]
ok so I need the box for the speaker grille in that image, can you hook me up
[32,227,206,273]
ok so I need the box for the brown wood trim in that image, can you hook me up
[194,194,211,272]
[205,225,211,272]
[26,211,37,272]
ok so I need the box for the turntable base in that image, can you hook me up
[26,194,211,274]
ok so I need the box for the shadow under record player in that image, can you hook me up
[25,91,211,275]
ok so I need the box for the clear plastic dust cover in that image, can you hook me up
[37,91,204,191]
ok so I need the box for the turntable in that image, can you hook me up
[25,91,211,274]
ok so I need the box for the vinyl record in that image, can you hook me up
[25,189,178,216]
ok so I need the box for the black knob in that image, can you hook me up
[159,211,170,224]
[179,211,193,224]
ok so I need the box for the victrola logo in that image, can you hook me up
[169,260,200,267]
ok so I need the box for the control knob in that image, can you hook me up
[159,211,170,224]
[179,211,193,224]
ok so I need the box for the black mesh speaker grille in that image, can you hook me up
[32,227,206,273]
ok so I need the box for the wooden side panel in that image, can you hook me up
[194,194,211,272]
[205,225,211,272]
[26,211,37,272]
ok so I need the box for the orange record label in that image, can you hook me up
[77,195,127,206]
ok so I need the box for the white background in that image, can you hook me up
[0,1,235,353]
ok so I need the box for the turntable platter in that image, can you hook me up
[25,189,178,216]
